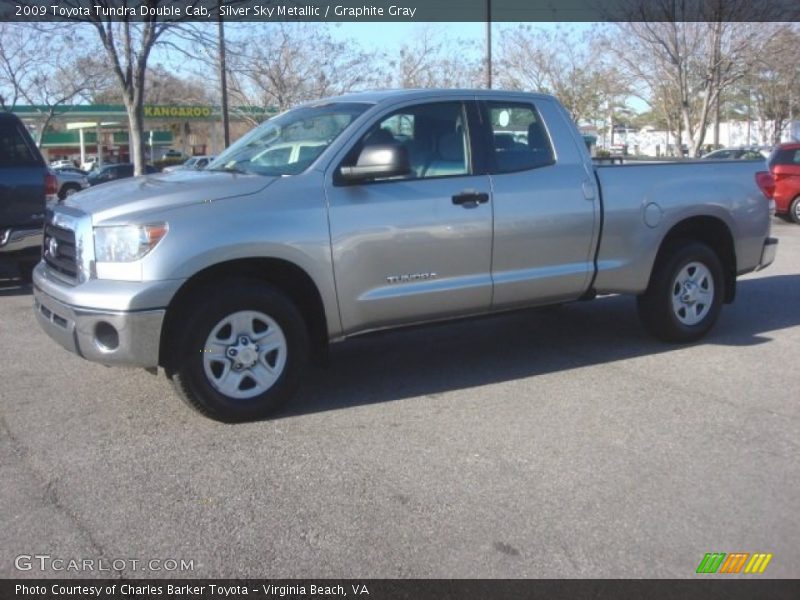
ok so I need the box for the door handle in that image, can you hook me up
[452,191,489,206]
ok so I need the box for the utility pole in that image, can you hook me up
[218,8,230,149]
[746,88,751,146]
[485,0,492,89]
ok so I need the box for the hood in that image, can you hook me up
[65,170,276,223]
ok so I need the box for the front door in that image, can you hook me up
[325,100,493,334]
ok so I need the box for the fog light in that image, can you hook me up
[94,321,119,351]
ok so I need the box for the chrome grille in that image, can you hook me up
[43,222,78,278]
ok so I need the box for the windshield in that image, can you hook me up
[207,102,371,176]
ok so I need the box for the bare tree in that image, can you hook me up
[90,63,211,105]
[746,25,800,145]
[496,25,623,125]
[610,0,760,156]
[0,23,39,109]
[33,1,219,174]
[389,27,483,89]
[0,23,103,145]
[224,23,380,120]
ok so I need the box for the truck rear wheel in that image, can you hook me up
[637,241,724,343]
[168,280,308,422]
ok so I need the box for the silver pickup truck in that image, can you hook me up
[33,90,778,422]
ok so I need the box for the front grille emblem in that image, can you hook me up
[47,236,59,257]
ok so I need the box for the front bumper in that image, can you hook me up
[756,237,778,271]
[33,276,166,369]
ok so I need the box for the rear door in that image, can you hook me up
[325,98,493,334]
[0,117,45,229]
[481,97,599,309]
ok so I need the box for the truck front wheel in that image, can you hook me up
[637,242,724,343]
[168,281,309,422]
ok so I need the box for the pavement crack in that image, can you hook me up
[0,414,121,578]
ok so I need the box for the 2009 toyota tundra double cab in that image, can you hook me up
[33,90,778,422]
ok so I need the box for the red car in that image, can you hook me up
[769,142,800,223]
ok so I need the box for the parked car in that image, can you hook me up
[52,166,90,200]
[702,147,769,160]
[81,155,99,171]
[768,142,800,223]
[162,149,186,159]
[0,112,57,280]
[251,141,327,168]
[33,89,777,422]
[87,162,158,186]
[161,155,215,173]
[50,159,75,169]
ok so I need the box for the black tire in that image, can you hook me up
[168,280,309,422]
[637,241,724,343]
[789,196,800,224]
[59,183,81,201]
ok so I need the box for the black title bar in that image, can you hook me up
[2,0,799,22]
[3,579,800,600]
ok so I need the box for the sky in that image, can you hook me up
[328,21,593,52]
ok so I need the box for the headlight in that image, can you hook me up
[94,223,168,262]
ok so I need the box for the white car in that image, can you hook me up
[162,155,216,173]
[50,159,75,169]
[81,156,99,171]
[251,142,326,167]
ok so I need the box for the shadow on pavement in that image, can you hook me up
[285,273,800,418]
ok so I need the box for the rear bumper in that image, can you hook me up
[33,276,165,368]
[0,228,41,271]
[756,237,778,271]
[0,227,41,254]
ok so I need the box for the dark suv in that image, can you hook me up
[0,112,56,280]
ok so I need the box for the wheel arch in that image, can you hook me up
[159,257,329,371]
[58,181,81,200]
[651,215,737,303]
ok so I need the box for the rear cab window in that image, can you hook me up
[482,102,555,174]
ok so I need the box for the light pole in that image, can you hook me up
[485,0,492,89]
[746,88,752,146]
[218,5,230,149]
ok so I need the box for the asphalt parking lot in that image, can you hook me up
[1,219,798,579]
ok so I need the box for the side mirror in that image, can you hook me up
[339,143,411,182]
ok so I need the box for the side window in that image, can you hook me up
[0,121,39,168]
[342,101,470,181]
[486,102,554,173]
